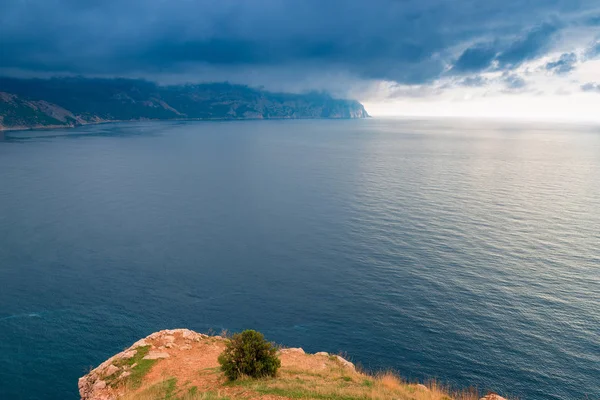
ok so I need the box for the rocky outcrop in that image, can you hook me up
[480,394,508,400]
[78,329,504,400]
[78,329,209,400]
[79,329,358,400]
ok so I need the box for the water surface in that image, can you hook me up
[0,119,599,399]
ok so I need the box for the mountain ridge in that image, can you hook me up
[0,77,369,131]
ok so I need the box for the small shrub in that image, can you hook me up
[218,330,281,381]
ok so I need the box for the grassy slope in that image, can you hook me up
[119,351,478,400]
[81,330,498,400]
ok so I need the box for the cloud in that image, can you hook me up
[0,0,599,94]
[496,22,561,67]
[458,75,490,87]
[581,82,600,92]
[503,73,528,90]
[583,14,600,26]
[452,44,497,72]
[449,22,571,75]
[545,52,577,74]
[585,40,600,59]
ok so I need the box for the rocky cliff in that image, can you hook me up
[79,329,507,400]
[0,77,369,130]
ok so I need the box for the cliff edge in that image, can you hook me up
[79,329,507,400]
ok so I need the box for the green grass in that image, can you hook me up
[164,378,177,399]
[106,345,158,388]
[283,369,325,378]
[199,367,221,375]
[227,378,366,400]
[143,377,178,400]
[252,386,365,400]
[124,378,230,400]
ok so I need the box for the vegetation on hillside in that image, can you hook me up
[0,77,369,130]
[120,360,482,400]
[80,329,505,400]
[217,330,281,380]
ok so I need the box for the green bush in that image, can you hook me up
[218,330,281,380]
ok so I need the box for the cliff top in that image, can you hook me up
[79,329,507,400]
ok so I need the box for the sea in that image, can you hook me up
[0,118,598,400]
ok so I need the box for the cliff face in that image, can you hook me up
[79,329,506,400]
[0,77,369,130]
[0,92,88,130]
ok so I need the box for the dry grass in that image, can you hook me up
[119,378,231,400]
[223,362,480,400]
[118,362,481,400]
[112,333,484,400]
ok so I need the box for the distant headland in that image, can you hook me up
[0,77,369,131]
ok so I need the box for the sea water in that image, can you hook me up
[0,118,598,399]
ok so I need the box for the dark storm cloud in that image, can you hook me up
[1,0,599,86]
[451,22,564,75]
[495,22,561,67]
[545,52,578,74]
[452,44,498,72]
[584,14,600,25]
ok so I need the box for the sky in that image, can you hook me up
[1,0,599,121]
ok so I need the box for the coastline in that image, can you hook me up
[0,115,371,133]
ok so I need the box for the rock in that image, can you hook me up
[315,352,329,356]
[165,343,175,349]
[480,394,507,400]
[119,350,136,359]
[103,365,119,377]
[143,351,170,360]
[120,371,131,379]
[416,384,429,391]
[93,380,107,390]
[147,331,164,340]
[180,344,193,350]
[334,355,355,370]
[132,339,149,348]
[164,335,175,343]
[280,348,305,354]
[181,329,203,340]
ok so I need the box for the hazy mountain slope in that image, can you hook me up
[0,77,369,130]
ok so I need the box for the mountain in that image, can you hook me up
[0,77,369,130]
